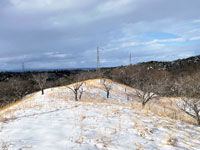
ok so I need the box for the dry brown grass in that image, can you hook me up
[142,97,196,125]
[135,142,145,150]
[166,135,178,146]
[1,141,10,150]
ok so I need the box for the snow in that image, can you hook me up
[0,79,200,150]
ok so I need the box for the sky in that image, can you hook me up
[0,0,200,71]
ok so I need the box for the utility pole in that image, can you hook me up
[22,62,25,72]
[129,53,132,65]
[97,46,100,71]
[22,55,25,72]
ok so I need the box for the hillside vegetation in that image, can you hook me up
[1,55,200,108]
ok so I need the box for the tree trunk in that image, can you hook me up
[107,91,109,99]
[75,92,78,101]
[196,115,200,126]
[195,110,200,126]
[142,101,145,108]
[42,88,44,95]
[197,119,200,126]
[79,92,83,100]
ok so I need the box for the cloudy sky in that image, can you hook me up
[0,0,200,70]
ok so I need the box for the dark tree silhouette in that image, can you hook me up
[67,82,84,101]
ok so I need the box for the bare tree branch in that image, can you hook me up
[33,73,48,95]
[135,88,158,107]
[101,79,112,99]
[67,81,84,101]
[176,98,200,125]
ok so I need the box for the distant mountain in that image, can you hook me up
[140,55,200,71]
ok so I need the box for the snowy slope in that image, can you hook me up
[0,79,200,150]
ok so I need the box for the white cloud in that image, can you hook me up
[45,52,71,58]
[9,0,90,11]
[97,0,134,16]
[147,38,186,44]
[190,36,200,41]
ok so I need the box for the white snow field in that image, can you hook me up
[0,79,200,150]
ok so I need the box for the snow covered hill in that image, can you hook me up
[0,79,200,150]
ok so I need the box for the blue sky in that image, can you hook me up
[0,0,200,70]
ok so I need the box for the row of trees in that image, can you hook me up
[66,77,113,101]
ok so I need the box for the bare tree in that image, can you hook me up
[0,78,32,108]
[135,86,157,108]
[124,87,133,101]
[175,73,200,125]
[33,73,48,95]
[177,98,200,125]
[9,78,30,100]
[131,67,162,108]
[79,88,84,100]
[67,81,84,101]
[101,79,112,99]
[134,76,168,108]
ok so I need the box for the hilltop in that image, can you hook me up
[0,79,200,150]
